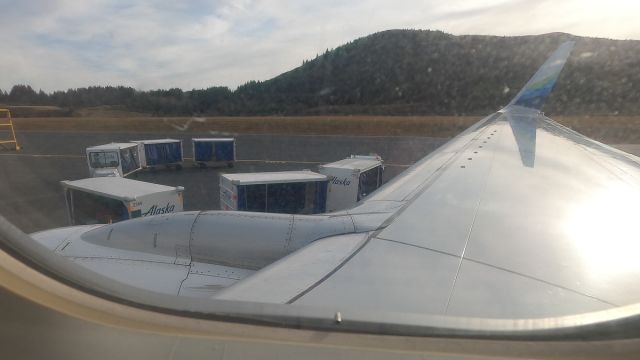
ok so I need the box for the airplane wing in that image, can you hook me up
[26,41,640,320]
[215,41,640,318]
[5,39,640,360]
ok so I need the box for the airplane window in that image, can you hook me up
[89,152,119,168]
[2,1,640,358]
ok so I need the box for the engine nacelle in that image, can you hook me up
[37,210,356,270]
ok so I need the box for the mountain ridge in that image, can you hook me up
[3,30,640,115]
[233,29,640,115]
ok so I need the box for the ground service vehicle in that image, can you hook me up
[220,170,328,214]
[132,139,184,170]
[192,137,236,168]
[319,155,384,212]
[86,143,142,177]
[61,177,184,225]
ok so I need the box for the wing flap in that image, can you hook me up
[214,233,369,303]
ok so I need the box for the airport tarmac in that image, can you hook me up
[0,130,447,233]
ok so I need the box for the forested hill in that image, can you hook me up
[3,30,640,116]
[233,30,640,115]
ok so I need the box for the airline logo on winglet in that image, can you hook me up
[509,41,575,110]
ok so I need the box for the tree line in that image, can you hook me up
[3,30,640,116]
[0,84,234,115]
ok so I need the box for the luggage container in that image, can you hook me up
[132,139,184,169]
[86,142,142,177]
[319,155,384,212]
[220,171,328,214]
[192,138,236,168]
[61,177,184,225]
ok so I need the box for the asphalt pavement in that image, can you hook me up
[0,130,447,233]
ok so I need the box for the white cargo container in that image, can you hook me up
[319,155,384,212]
[220,171,328,214]
[86,142,142,177]
[61,177,184,225]
[131,139,184,169]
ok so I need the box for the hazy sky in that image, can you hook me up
[1,0,639,92]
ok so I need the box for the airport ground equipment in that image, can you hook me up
[220,171,328,214]
[86,142,142,177]
[132,139,184,170]
[61,177,184,225]
[319,155,384,212]
[192,138,236,168]
[0,109,20,150]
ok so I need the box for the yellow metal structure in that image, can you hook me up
[0,109,20,150]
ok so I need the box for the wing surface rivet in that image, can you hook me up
[334,312,342,324]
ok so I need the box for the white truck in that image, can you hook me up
[86,142,143,177]
[220,171,328,214]
[318,155,384,212]
[61,177,184,225]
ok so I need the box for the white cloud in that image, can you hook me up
[1,0,639,92]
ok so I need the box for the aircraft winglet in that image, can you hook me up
[508,41,575,110]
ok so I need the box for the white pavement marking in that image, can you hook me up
[15,129,449,140]
[0,153,84,158]
[0,153,411,167]
[216,159,410,167]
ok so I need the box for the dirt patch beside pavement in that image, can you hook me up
[8,115,640,143]
[11,116,479,138]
